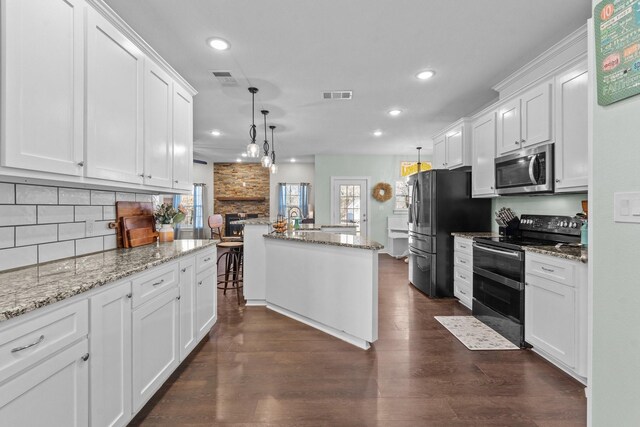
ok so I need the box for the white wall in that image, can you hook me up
[193,162,214,221]
[269,163,315,219]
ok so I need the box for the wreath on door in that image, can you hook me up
[372,182,393,202]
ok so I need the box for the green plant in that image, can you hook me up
[154,203,186,225]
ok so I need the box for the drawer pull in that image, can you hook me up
[459,244,467,249]
[126,293,132,299]
[541,266,555,273]
[81,353,89,362]
[152,279,165,287]
[198,280,203,286]
[459,274,466,280]
[11,335,45,353]
[459,289,466,295]
[459,260,467,264]
[177,296,181,300]
[181,268,187,273]
[203,257,211,262]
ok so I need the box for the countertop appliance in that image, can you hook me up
[472,214,583,347]
[408,170,491,297]
[495,144,554,195]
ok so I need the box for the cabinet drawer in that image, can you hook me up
[454,266,472,286]
[0,299,88,383]
[453,252,472,270]
[454,238,473,255]
[454,280,472,309]
[132,262,179,308]
[526,254,575,286]
[196,249,216,274]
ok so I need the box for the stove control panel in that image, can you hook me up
[519,215,584,236]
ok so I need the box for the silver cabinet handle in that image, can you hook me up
[459,259,467,264]
[176,296,181,300]
[490,186,494,190]
[12,335,45,353]
[147,175,152,179]
[174,180,179,184]
[139,173,145,178]
[152,279,165,286]
[555,179,560,183]
[203,257,211,262]
[181,268,187,273]
[514,141,519,145]
[126,293,132,299]
[77,161,84,167]
[459,244,467,249]
[81,353,89,362]
[459,289,466,295]
[541,266,555,273]
[198,280,203,286]
[520,139,526,143]
[459,274,467,280]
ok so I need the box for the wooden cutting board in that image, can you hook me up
[121,215,157,248]
[113,202,155,248]
[126,227,158,248]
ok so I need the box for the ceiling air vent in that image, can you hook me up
[211,70,238,86]
[322,90,353,100]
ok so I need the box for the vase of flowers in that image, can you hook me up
[154,203,187,242]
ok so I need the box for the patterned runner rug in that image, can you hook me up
[435,316,519,350]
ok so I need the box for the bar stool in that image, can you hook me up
[216,241,244,304]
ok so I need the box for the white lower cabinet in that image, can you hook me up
[132,286,180,412]
[453,237,474,309]
[525,252,587,382]
[196,266,217,341]
[89,280,132,427]
[179,256,198,360]
[0,339,89,426]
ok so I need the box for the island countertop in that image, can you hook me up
[232,218,357,230]
[264,231,383,250]
[0,239,218,322]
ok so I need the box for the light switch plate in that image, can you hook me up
[614,192,640,223]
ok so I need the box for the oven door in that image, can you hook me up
[472,243,524,286]
[495,144,553,195]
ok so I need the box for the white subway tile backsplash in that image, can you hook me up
[58,222,86,241]
[103,206,116,220]
[16,224,58,246]
[103,235,117,250]
[116,192,136,202]
[75,237,104,256]
[0,183,15,204]
[38,206,74,224]
[0,205,37,226]
[75,206,103,222]
[59,187,90,205]
[91,190,115,205]
[94,221,116,236]
[0,246,38,270]
[16,184,57,205]
[39,241,75,263]
[136,194,154,203]
[0,228,14,249]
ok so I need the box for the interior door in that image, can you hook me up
[332,178,369,239]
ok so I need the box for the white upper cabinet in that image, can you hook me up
[172,85,194,191]
[144,61,174,188]
[1,0,85,176]
[432,120,472,170]
[497,80,553,156]
[446,128,465,168]
[432,136,446,169]
[471,112,497,197]
[85,9,144,184]
[555,61,588,193]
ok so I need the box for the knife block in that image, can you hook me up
[499,217,521,237]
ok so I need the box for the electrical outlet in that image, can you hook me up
[85,220,95,237]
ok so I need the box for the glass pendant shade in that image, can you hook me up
[247,142,260,158]
[261,155,272,167]
[270,163,278,174]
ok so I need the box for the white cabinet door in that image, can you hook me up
[432,137,447,169]
[144,61,174,188]
[471,112,497,197]
[496,98,521,155]
[179,257,197,361]
[521,81,552,148]
[86,9,144,184]
[196,267,217,341]
[445,127,464,168]
[132,286,180,412]
[525,276,576,368]
[172,85,193,191]
[555,62,588,192]
[0,339,88,426]
[1,0,85,176]
[89,281,132,427]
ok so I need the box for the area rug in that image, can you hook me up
[434,316,519,350]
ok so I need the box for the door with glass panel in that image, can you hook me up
[332,178,369,238]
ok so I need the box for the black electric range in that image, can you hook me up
[471,215,584,347]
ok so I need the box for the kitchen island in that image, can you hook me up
[236,219,382,349]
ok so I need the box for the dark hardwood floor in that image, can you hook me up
[130,254,586,426]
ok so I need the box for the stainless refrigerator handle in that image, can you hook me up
[472,243,521,258]
[528,154,538,185]
[413,179,420,225]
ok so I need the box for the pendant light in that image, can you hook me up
[269,125,278,174]
[246,87,260,158]
[416,146,422,172]
[260,110,272,167]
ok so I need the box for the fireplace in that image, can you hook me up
[225,213,258,237]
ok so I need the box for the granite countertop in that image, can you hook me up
[264,231,384,251]
[231,218,272,225]
[232,218,357,230]
[524,245,588,263]
[451,232,500,238]
[0,239,218,322]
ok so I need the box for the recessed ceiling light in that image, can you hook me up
[373,130,383,137]
[207,37,230,51]
[241,153,247,157]
[416,70,435,80]
[210,130,221,136]
[236,158,242,163]
[290,158,296,163]
[388,109,402,116]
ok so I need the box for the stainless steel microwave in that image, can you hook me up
[495,144,553,195]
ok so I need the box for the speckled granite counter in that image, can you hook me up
[264,231,383,250]
[232,218,357,231]
[232,218,272,225]
[0,239,217,322]
[524,245,588,263]
[450,232,500,238]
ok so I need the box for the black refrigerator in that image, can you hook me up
[408,169,491,297]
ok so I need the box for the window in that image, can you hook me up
[394,180,411,211]
[339,184,361,224]
[285,184,300,212]
[178,194,195,227]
